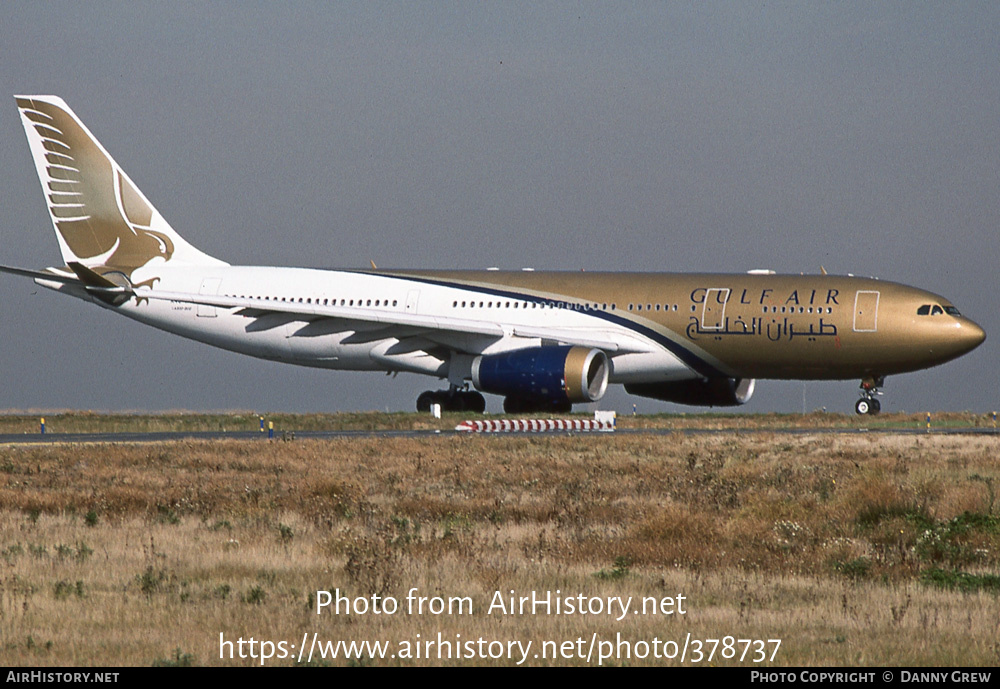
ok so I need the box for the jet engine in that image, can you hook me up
[625,377,756,407]
[472,346,609,408]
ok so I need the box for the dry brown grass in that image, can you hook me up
[1,427,999,666]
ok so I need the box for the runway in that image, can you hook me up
[1,425,996,445]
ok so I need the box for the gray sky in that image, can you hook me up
[1,2,997,415]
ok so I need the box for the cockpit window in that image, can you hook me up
[918,304,958,316]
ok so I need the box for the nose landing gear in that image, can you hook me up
[855,376,884,415]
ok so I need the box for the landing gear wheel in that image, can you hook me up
[416,391,436,412]
[417,389,487,413]
[449,392,468,412]
[553,399,573,414]
[503,396,572,414]
[855,377,884,415]
[461,391,486,414]
[503,396,524,414]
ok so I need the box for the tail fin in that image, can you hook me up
[15,95,226,277]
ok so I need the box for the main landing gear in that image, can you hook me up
[855,376,884,416]
[502,396,573,414]
[416,386,486,413]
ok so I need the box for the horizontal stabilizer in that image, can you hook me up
[0,264,78,284]
[63,261,133,305]
[67,261,120,288]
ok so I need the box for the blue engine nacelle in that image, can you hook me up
[471,346,609,405]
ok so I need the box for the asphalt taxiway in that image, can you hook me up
[1,425,996,445]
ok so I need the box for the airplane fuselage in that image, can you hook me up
[44,265,984,387]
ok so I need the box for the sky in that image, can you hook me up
[1,2,997,416]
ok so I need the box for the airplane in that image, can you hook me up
[1,95,986,416]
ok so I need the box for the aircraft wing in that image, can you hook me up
[137,288,653,355]
[1,262,135,304]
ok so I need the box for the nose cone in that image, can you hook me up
[919,315,986,370]
[959,318,987,354]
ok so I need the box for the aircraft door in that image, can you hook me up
[853,290,879,332]
[701,288,730,330]
[405,289,420,314]
[197,277,222,317]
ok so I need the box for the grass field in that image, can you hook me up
[1,412,998,666]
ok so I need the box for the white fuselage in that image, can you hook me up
[61,264,690,385]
